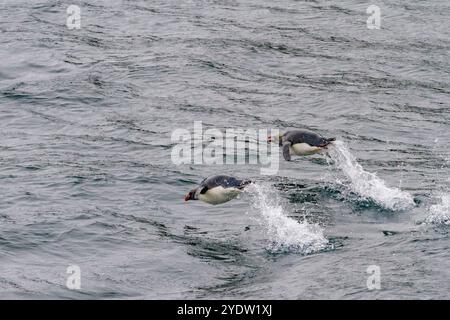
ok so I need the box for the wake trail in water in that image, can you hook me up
[425,193,450,225]
[245,183,328,254]
[327,140,415,211]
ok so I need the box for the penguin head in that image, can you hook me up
[184,188,199,202]
[267,133,282,144]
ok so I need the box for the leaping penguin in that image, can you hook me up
[268,129,335,161]
[184,175,252,205]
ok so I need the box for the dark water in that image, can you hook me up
[1,0,449,299]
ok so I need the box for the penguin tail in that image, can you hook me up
[323,137,336,147]
[319,137,336,148]
[238,179,252,190]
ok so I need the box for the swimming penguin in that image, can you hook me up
[184,175,252,205]
[268,129,335,161]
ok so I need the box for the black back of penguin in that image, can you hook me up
[283,130,333,147]
[200,175,251,190]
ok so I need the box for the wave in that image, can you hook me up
[245,183,328,254]
[327,140,415,211]
[425,193,450,225]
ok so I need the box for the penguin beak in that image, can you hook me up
[185,190,195,202]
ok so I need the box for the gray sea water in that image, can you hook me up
[0,0,449,299]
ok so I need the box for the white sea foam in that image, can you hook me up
[327,140,415,211]
[425,193,450,225]
[245,183,328,254]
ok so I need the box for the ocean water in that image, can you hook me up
[0,0,449,299]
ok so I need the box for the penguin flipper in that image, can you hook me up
[282,142,292,161]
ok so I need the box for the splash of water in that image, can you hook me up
[327,140,415,211]
[425,193,450,225]
[245,183,328,254]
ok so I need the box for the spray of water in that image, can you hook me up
[245,183,328,254]
[425,193,450,225]
[327,140,415,211]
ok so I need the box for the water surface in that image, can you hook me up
[0,0,449,299]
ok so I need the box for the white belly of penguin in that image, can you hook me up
[198,186,241,205]
[290,143,322,156]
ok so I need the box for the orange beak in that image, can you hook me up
[184,193,190,202]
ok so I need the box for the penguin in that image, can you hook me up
[268,129,335,161]
[184,175,252,205]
